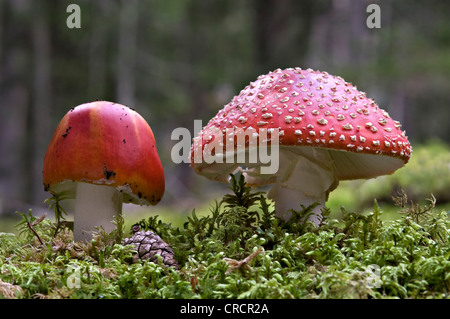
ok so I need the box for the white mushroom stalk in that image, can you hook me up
[263,147,338,225]
[73,182,123,241]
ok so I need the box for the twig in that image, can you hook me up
[31,213,47,227]
[224,247,263,274]
[27,213,47,246]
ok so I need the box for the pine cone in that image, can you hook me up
[123,226,179,269]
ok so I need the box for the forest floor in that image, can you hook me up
[0,173,449,300]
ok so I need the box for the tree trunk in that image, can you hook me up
[253,0,320,71]
[117,0,138,107]
[0,1,29,212]
[88,1,110,99]
[30,0,51,205]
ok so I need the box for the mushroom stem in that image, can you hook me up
[269,179,326,225]
[267,147,339,225]
[73,182,123,242]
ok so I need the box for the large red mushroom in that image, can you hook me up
[190,68,411,224]
[43,101,165,241]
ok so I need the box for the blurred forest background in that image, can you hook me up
[0,0,449,226]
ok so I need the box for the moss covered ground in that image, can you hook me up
[0,173,449,301]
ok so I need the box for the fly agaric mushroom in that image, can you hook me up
[43,101,164,241]
[190,68,411,224]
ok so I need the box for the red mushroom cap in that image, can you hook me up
[190,67,412,183]
[43,101,165,205]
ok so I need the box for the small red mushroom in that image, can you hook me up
[43,101,165,241]
[190,68,411,224]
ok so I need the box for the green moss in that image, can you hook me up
[0,174,449,299]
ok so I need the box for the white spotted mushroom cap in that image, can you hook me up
[190,67,412,184]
